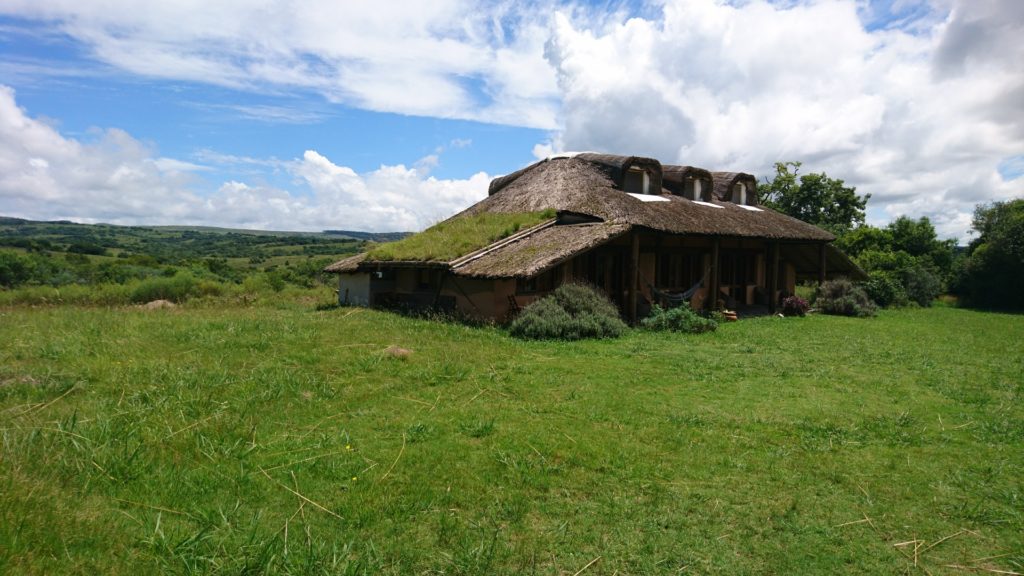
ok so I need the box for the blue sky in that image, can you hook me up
[0,0,1021,239]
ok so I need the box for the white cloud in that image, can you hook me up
[543,0,1024,240]
[0,85,490,231]
[0,0,562,128]
[2,0,1022,240]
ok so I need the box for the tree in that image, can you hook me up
[835,217,956,308]
[956,199,1024,309]
[834,225,892,258]
[760,161,870,236]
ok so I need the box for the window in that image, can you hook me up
[683,178,701,200]
[624,168,649,194]
[734,183,746,205]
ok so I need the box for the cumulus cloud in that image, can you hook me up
[0,0,561,128]
[0,85,490,231]
[3,0,1022,239]
[543,0,1024,239]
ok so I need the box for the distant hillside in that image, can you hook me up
[323,230,411,242]
[0,216,377,261]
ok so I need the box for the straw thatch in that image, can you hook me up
[453,222,630,278]
[463,156,831,241]
[782,243,869,281]
[662,165,713,200]
[711,171,758,205]
[326,153,858,280]
[324,252,368,273]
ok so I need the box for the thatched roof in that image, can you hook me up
[662,165,713,200]
[326,153,852,278]
[463,157,832,241]
[711,171,758,204]
[782,243,868,281]
[324,252,368,273]
[453,222,630,278]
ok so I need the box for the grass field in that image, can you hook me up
[1,298,1021,574]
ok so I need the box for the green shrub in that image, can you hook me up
[900,266,941,307]
[129,272,199,303]
[863,271,908,308]
[509,283,626,340]
[0,251,31,288]
[814,278,877,317]
[641,304,718,333]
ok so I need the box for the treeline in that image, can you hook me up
[0,251,337,291]
[0,217,363,261]
[0,218,367,305]
[761,163,1023,311]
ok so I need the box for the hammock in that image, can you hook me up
[646,272,707,308]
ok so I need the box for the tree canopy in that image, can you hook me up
[835,216,958,308]
[955,199,1024,309]
[760,161,870,236]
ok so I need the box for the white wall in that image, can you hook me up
[338,273,371,306]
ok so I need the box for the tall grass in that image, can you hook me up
[1,304,1022,574]
[366,210,556,262]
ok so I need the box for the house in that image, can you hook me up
[325,153,865,322]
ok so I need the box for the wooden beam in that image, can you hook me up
[628,231,640,324]
[770,242,779,313]
[818,242,827,285]
[709,237,720,311]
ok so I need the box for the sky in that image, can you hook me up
[0,0,1021,241]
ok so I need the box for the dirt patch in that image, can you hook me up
[0,375,40,388]
[384,345,413,360]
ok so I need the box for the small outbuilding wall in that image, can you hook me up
[338,272,371,306]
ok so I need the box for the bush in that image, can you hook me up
[814,278,877,317]
[862,271,908,308]
[129,272,200,303]
[900,266,941,307]
[0,252,30,288]
[641,304,717,333]
[781,295,809,317]
[509,283,626,340]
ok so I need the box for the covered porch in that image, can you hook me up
[523,228,864,324]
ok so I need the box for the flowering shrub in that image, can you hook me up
[781,295,809,317]
[509,283,626,340]
[814,278,877,317]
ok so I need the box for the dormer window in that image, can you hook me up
[734,182,746,205]
[682,178,703,200]
[624,167,650,194]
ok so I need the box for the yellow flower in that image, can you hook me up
[351,476,357,481]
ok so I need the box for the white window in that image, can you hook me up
[624,168,650,194]
[693,179,702,200]
[734,183,746,205]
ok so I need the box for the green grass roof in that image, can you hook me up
[364,210,555,262]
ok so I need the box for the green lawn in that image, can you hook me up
[1,301,1021,574]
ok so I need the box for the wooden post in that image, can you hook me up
[709,237,720,311]
[628,231,640,324]
[818,242,827,285]
[770,242,779,313]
